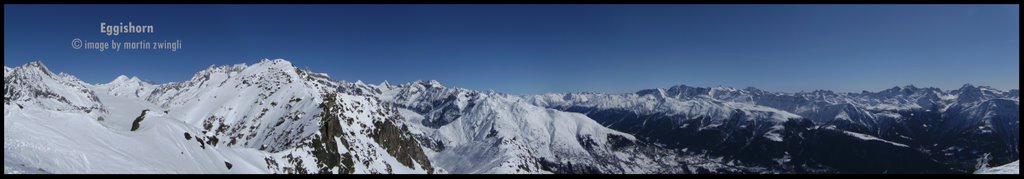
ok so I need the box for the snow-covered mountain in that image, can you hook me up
[5,60,434,174]
[95,75,156,98]
[5,62,262,174]
[143,59,435,174]
[4,59,1017,174]
[4,61,104,113]
[525,84,1019,173]
[340,80,754,173]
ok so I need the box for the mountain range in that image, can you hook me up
[4,59,1018,174]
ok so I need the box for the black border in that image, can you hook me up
[2,0,1022,4]
[4,173,1021,175]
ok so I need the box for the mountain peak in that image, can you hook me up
[5,60,102,112]
[114,75,137,82]
[955,83,985,103]
[427,80,442,86]
[8,61,62,79]
[743,86,763,92]
[108,75,147,85]
[114,75,131,81]
[668,83,693,89]
[19,60,53,74]
[635,88,667,97]
[412,80,445,89]
[900,85,919,91]
[379,80,392,87]
[880,85,922,95]
[25,60,47,68]
[187,59,299,83]
[255,58,293,67]
[248,58,296,72]
[956,84,983,93]
[959,83,977,90]
[809,89,836,95]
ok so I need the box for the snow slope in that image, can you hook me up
[4,104,268,174]
[5,63,266,174]
[976,160,1019,174]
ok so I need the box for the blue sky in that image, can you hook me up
[4,5,1019,94]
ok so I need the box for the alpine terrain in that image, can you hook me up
[4,59,1018,174]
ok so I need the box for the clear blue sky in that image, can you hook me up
[4,5,1019,94]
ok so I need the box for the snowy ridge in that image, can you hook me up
[527,91,801,122]
[525,90,801,146]
[143,59,328,151]
[4,61,104,113]
[527,83,1018,141]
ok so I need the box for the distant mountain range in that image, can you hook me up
[4,59,1018,174]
